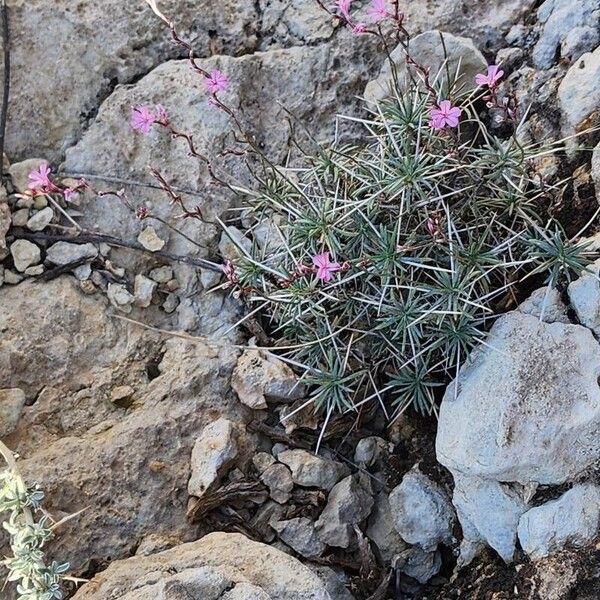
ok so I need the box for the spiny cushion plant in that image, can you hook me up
[226,74,591,419]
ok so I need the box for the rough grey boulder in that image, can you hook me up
[518,484,600,560]
[436,311,600,485]
[71,532,343,599]
[366,492,408,562]
[388,466,455,551]
[532,0,600,68]
[364,30,487,103]
[273,517,326,559]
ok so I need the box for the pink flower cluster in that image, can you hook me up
[27,164,85,201]
[336,0,392,35]
[205,69,229,94]
[429,100,462,130]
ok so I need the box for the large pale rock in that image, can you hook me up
[364,30,487,103]
[366,492,408,562]
[452,474,528,565]
[388,466,455,551]
[72,532,344,599]
[533,0,600,68]
[436,311,600,485]
[1,278,251,575]
[567,259,600,335]
[518,484,600,560]
[558,46,600,135]
[4,1,340,162]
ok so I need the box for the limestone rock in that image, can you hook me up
[278,449,350,491]
[260,463,294,504]
[567,259,600,334]
[232,348,305,409]
[518,286,570,324]
[188,417,239,498]
[71,532,341,600]
[354,436,388,467]
[0,388,26,437]
[46,241,98,265]
[137,226,165,252]
[558,46,600,135]
[533,0,600,68]
[26,206,54,232]
[8,158,46,193]
[394,547,442,584]
[273,517,326,559]
[518,484,600,560]
[452,474,529,565]
[366,492,408,562]
[436,311,600,485]
[219,226,252,262]
[388,466,455,551]
[107,283,135,313]
[364,30,487,103]
[0,202,10,252]
[10,239,41,272]
[316,474,374,548]
[133,274,157,308]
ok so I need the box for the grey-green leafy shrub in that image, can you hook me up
[228,81,591,418]
[0,443,70,600]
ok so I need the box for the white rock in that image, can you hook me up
[46,241,98,265]
[107,283,135,313]
[8,158,47,194]
[188,418,239,498]
[137,226,165,252]
[452,474,528,565]
[533,0,600,68]
[436,311,600,485]
[73,264,92,281]
[24,264,44,276]
[10,208,30,228]
[26,206,54,232]
[518,484,600,560]
[518,286,570,324]
[364,30,487,103]
[0,388,26,437]
[389,466,455,551]
[558,46,600,135]
[316,474,374,548]
[133,274,157,308]
[10,239,41,272]
[149,266,173,283]
[366,492,408,562]
[567,259,600,334]
[231,348,305,409]
[273,517,326,559]
[278,449,350,491]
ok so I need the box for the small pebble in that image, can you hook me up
[26,206,54,232]
[149,265,173,283]
[11,208,30,227]
[10,239,41,272]
[138,226,165,252]
[110,385,135,407]
[24,264,44,276]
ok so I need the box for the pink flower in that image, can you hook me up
[63,188,77,202]
[367,0,391,22]
[131,105,156,134]
[475,65,504,88]
[28,163,53,191]
[205,69,229,94]
[336,0,352,21]
[313,251,341,283]
[429,100,462,130]
[352,22,367,34]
